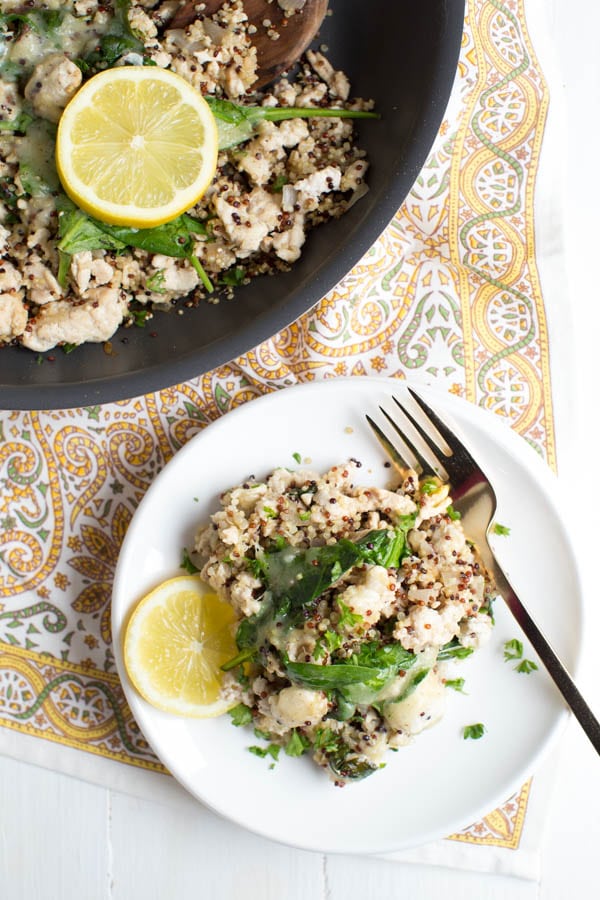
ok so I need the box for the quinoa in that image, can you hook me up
[194,460,496,785]
[0,1,373,351]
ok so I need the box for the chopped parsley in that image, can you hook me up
[503,638,523,661]
[312,640,327,661]
[492,522,511,536]
[336,599,363,630]
[515,659,538,674]
[504,639,538,673]
[323,629,343,653]
[146,271,166,294]
[463,723,485,740]
[444,677,466,693]
[129,307,152,327]
[219,265,246,287]
[248,743,280,761]
[313,727,341,754]
[262,505,277,519]
[419,477,440,495]
[437,639,474,661]
[253,726,272,741]
[180,547,200,574]
[228,703,253,727]
[271,174,289,192]
[284,729,311,757]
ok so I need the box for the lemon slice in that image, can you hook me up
[56,66,219,228]
[123,575,237,717]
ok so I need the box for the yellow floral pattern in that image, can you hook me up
[0,0,549,849]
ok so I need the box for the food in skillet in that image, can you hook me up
[0,1,375,351]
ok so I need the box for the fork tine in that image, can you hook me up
[392,395,450,475]
[378,407,433,476]
[365,414,415,474]
[406,388,477,466]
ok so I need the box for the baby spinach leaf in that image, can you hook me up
[285,660,385,690]
[56,200,213,291]
[77,0,143,71]
[231,526,413,661]
[58,208,127,256]
[89,213,207,258]
[0,10,65,37]
[285,640,418,705]
[205,97,379,150]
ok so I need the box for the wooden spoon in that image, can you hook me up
[169,0,329,88]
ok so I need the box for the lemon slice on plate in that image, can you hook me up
[56,66,219,228]
[123,575,237,717]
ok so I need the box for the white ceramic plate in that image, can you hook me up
[112,377,583,854]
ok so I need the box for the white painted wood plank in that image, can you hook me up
[534,0,600,895]
[0,756,109,900]
[325,856,537,900]
[109,790,325,900]
[539,723,600,899]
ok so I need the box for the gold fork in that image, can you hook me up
[367,387,600,755]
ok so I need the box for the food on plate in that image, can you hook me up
[123,574,238,717]
[0,1,375,352]
[192,459,497,785]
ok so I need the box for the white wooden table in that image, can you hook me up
[1,2,598,897]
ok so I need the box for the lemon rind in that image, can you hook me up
[56,67,219,228]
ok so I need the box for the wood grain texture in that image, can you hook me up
[0,758,109,900]
[109,791,325,900]
[169,0,329,86]
[326,857,536,900]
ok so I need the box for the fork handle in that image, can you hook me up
[495,569,600,754]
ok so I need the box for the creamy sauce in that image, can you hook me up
[17,120,60,191]
[1,6,115,188]
[1,11,109,79]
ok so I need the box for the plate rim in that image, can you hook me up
[112,375,584,853]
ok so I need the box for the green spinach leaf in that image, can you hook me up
[76,0,143,72]
[56,200,213,291]
[205,97,379,150]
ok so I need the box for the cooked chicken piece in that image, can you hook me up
[24,53,82,124]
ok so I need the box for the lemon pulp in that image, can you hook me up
[56,66,219,228]
[123,575,237,717]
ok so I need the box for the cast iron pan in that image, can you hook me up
[0,0,465,409]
